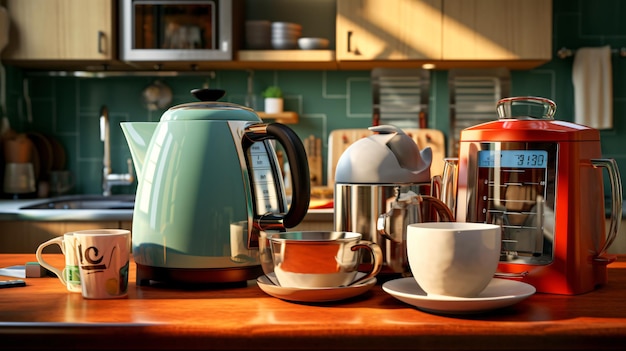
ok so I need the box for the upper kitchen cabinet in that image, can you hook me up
[336,0,552,70]
[1,0,552,71]
[2,0,115,66]
[442,0,552,67]
[336,0,443,64]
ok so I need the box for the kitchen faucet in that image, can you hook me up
[100,105,134,196]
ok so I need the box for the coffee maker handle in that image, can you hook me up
[591,159,623,257]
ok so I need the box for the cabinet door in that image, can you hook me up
[3,0,114,60]
[336,0,442,61]
[442,0,552,61]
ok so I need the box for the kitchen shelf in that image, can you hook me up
[257,111,299,124]
[238,50,334,61]
[237,50,337,70]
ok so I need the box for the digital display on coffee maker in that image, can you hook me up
[478,150,548,169]
[474,144,556,266]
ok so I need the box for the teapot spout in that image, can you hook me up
[120,122,157,180]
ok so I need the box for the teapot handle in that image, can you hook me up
[245,123,311,229]
[377,194,455,242]
[418,195,455,223]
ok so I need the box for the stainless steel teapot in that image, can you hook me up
[333,125,453,277]
[121,89,310,285]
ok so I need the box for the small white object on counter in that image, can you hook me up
[25,262,47,278]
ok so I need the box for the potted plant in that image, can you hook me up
[262,86,283,114]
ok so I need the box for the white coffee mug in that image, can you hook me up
[74,229,131,299]
[36,233,81,293]
[407,222,501,297]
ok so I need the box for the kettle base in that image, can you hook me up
[136,263,263,287]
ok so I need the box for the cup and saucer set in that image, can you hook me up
[257,231,382,303]
[257,225,536,315]
[383,222,536,314]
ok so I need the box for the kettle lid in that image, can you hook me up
[160,89,262,122]
[334,125,432,184]
[162,102,262,122]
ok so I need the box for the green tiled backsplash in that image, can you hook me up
[2,0,626,197]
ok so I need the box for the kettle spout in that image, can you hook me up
[120,122,157,180]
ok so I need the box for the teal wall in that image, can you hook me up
[2,0,626,197]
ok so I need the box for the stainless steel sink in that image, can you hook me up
[20,194,135,210]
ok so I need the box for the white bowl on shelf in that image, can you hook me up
[298,37,329,50]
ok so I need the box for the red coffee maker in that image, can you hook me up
[456,96,622,295]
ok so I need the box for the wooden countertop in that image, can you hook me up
[1,254,626,350]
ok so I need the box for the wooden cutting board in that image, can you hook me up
[303,135,323,186]
[327,128,446,187]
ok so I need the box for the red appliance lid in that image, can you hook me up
[460,119,600,142]
[460,96,600,142]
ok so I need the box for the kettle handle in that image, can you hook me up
[245,123,311,228]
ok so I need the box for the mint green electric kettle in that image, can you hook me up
[121,89,310,286]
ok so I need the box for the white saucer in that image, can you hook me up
[257,272,376,303]
[382,277,536,314]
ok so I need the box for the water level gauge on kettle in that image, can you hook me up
[456,96,623,295]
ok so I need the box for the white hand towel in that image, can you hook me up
[572,45,613,129]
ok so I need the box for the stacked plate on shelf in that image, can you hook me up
[245,20,271,49]
[271,22,302,49]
